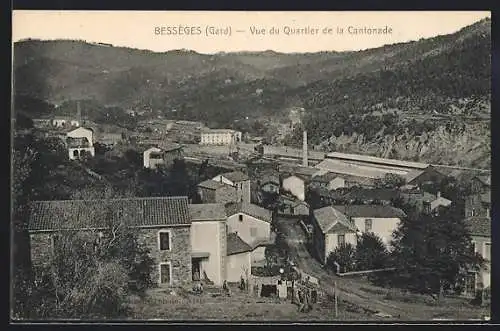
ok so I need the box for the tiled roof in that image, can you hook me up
[189,203,226,221]
[202,129,239,134]
[227,233,253,255]
[225,202,273,223]
[219,171,249,182]
[197,179,228,190]
[329,187,400,201]
[466,217,491,237]
[28,196,191,232]
[313,206,356,234]
[332,205,406,219]
[260,174,280,185]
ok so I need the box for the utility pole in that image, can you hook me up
[334,281,338,318]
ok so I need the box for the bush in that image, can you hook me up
[326,243,356,273]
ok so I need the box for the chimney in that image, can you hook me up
[76,101,82,122]
[437,191,441,199]
[302,130,308,167]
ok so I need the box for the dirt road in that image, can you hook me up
[275,217,438,320]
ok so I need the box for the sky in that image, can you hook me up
[12,11,491,53]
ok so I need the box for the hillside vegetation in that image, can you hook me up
[13,18,491,168]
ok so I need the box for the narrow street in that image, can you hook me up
[275,217,418,320]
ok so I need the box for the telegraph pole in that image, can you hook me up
[334,281,338,318]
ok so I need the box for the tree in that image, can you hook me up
[355,232,390,271]
[326,243,356,273]
[29,187,155,319]
[374,173,407,189]
[390,206,485,303]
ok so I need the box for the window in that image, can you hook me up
[470,241,476,255]
[484,243,491,261]
[159,262,172,285]
[471,208,476,217]
[250,227,257,237]
[365,219,373,232]
[239,214,243,222]
[158,230,171,251]
[338,234,345,246]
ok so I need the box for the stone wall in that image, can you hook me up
[30,232,53,267]
[138,226,192,287]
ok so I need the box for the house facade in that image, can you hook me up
[52,117,80,128]
[332,205,406,247]
[465,216,491,296]
[200,129,242,145]
[225,233,252,283]
[225,202,274,264]
[197,180,238,204]
[311,172,346,191]
[212,171,251,203]
[66,127,95,160]
[189,203,227,286]
[28,197,193,287]
[404,166,447,188]
[143,145,184,169]
[311,206,358,265]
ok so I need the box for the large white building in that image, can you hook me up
[200,129,242,146]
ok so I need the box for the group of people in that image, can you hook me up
[295,286,315,313]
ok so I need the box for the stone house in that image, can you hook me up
[331,205,406,248]
[225,202,275,265]
[52,116,80,128]
[197,179,238,204]
[311,206,358,265]
[403,165,447,188]
[28,196,192,287]
[279,196,310,219]
[212,171,251,203]
[259,174,280,194]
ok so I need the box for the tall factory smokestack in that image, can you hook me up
[76,101,82,122]
[302,130,308,167]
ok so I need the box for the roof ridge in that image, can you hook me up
[30,196,189,203]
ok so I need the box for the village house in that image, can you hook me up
[143,144,184,169]
[200,129,242,146]
[470,175,491,194]
[66,127,95,160]
[311,206,358,265]
[189,203,228,286]
[28,196,193,287]
[331,205,406,247]
[212,171,251,203]
[400,189,452,214]
[310,172,346,191]
[259,173,280,195]
[226,233,253,283]
[329,187,401,205]
[197,179,239,205]
[225,202,275,265]
[464,216,491,297]
[281,174,308,201]
[403,165,448,188]
[279,196,310,219]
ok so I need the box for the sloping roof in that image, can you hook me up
[315,159,394,179]
[28,196,191,232]
[476,175,491,187]
[219,171,249,182]
[325,152,429,169]
[227,233,253,255]
[332,205,406,219]
[202,129,239,134]
[197,179,228,190]
[329,188,400,201]
[312,172,339,183]
[466,217,491,237]
[313,206,356,234]
[260,174,280,185]
[189,203,226,221]
[404,169,426,183]
[430,197,452,210]
[225,202,273,223]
